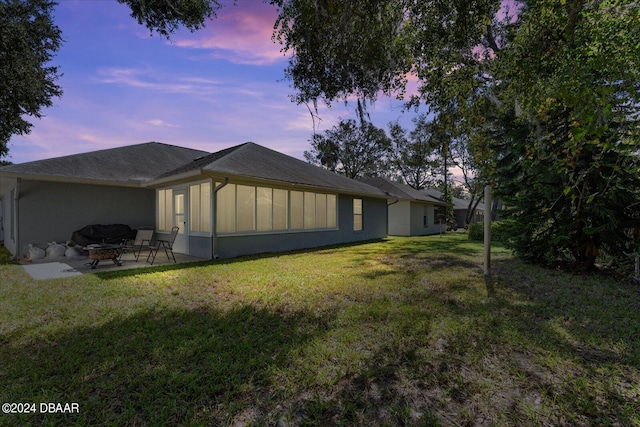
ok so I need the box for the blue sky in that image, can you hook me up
[7,0,421,164]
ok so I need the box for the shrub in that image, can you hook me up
[468,221,508,242]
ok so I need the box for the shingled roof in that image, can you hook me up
[155,142,389,198]
[423,188,485,211]
[0,142,208,186]
[361,177,450,205]
[1,142,390,198]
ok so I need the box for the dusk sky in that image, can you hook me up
[7,0,424,165]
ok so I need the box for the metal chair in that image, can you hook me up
[146,226,179,265]
[121,228,154,261]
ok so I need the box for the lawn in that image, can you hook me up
[1,234,639,426]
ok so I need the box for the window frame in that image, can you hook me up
[157,188,174,232]
[215,182,338,235]
[353,198,363,232]
[189,181,212,235]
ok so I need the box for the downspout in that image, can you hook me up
[13,178,21,260]
[211,178,229,260]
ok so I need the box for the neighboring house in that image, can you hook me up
[422,188,485,227]
[362,177,449,237]
[0,142,389,259]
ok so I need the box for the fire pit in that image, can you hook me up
[84,244,124,269]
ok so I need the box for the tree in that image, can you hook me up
[491,1,640,269]
[0,0,225,158]
[272,0,412,108]
[388,114,441,190]
[304,119,390,179]
[450,134,486,225]
[274,0,640,270]
[0,0,62,157]
[117,0,222,38]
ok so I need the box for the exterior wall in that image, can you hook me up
[388,200,444,236]
[214,195,387,259]
[388,200,411,236]
[13,180,155,256]
[189,235,212,259]
[0,180,16,253]
[410,202,443,236]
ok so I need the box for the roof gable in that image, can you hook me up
[0,142,209,185]
[159,142,388,198]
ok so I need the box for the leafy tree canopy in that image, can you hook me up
[388,114,441,190]
[491,0,640,269]
[117,0,223,38]
[304,119,390,179]
[0,0,62,157]
[0,0,223,158]
[274,0,640,269]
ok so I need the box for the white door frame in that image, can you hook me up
[172,189,188,254]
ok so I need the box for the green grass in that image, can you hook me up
[1,234,639,426]
[0,245,18,264]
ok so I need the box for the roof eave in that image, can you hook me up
[0,172,146,188]
[144,169,204,187]
[149,169,391,199]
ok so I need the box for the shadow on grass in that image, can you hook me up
[0,306,326,426]
[294,257,640,426]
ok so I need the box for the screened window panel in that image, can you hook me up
[190,185,201,233]
[290,191,304,229]
[273,189,288,230]
[353,216,363,231]
[201,182,211,233]
[158,189,166,231]
[353,198,363,231]
[353,198,362,215]
[315,193,327,228]
[217,184,236,233]
[304,192,316,229]
[165,189,173,231]
[256,187,273,231]
[174,193,184,215]
[237,185,256,232]
[327,194,337,228]
[159,188,173,231]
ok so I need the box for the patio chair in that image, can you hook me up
[146,226,179,265]
[121,228,154,261]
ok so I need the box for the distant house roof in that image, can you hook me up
[0,142,208,187]
[423,188,485,211]
[361,177,450,206]
[154,142,389,198]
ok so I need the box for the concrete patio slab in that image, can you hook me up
[20,251,209,280]
[22,262,83,280]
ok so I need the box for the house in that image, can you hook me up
[422,188,485,227]
[361,177,449,236]
[0,142,389,259]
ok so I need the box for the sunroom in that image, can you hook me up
[150,143,389,260]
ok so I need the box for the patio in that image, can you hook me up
[21,250,208,280]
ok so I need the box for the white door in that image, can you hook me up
[173,190,188,254]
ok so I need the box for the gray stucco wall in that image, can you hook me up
[215,194,387,259]
[189,235,213,259]
[14,180,155,256]
[0,178,17,254]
